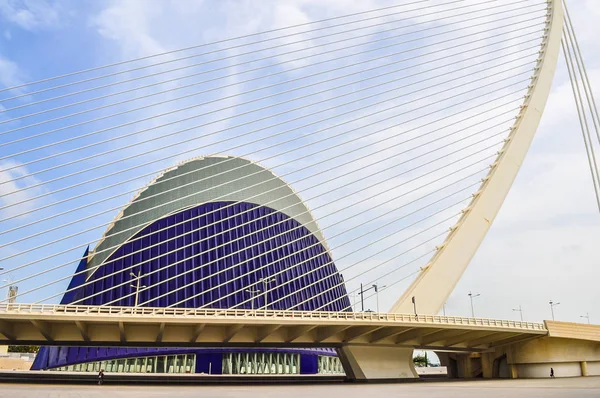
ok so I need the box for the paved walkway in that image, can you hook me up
[1,378,599,398]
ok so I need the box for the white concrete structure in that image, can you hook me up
[392,0,564,316]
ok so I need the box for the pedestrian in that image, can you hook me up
[98,369,105,385]
[550,367,554,378]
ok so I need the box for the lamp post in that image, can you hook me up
[372,283,386,313]
[549,300,560,321]
[245,288,261,310]
[0,268,5,304]
[580,312,590,324]
[412,296,418,318]
[2,272,16,304]
[512,305,524,322]
[357,283,376,312]
[129,270,147,308]
[259,277,276,310]
[468,291,481,318]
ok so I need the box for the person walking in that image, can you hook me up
[550,367,555,378]
[98,369,105,385]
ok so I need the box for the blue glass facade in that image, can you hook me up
[32,201,350,373]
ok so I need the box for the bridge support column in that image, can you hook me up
[337,345,418,380]
[481,352,493,379]
[509,364,518,379]
[581,361,588,377]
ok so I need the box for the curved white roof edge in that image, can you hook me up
[87,155,331,276]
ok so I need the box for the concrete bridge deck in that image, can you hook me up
[0,304,546,350]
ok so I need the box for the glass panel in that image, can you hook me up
[156,356,165,373]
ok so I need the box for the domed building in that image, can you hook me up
[32,156,351,375]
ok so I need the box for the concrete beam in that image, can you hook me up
[420,329,467,346]
[223,324,244,343]
[286,325,317,343]
[370,327,414,344]
[118,321,126,343]
[489,333,540,348]
[343,326,383,343]
[466,332,514,348]
[444,330,489,347]
[256,325,281,343]
[189,324,206,343]
[30,320,53,342]
[395,328,427,345]
[316,326,351,343]
[74,321,89,342]
[0,320,15,340]
[155,323,165,343]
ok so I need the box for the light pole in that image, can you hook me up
[412,296,418,318]
[259,277,276,310]
[468,291,481,318]
[357,283,376,312]
[549,300,560,321]
[512,305,524,322]
[2,272,16,304]
[372,283,386,313]
[0,268,5,303]
[245,288,261,310]
[580,312,590,324]
[129,270,147,308]
[442,302,447,317]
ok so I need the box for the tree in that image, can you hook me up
[8,345,40,353]
[412,352,431,367]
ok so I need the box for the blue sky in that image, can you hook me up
[0,0,598,324]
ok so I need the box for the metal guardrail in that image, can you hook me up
[0,303,546,331]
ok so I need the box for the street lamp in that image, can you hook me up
[2,273,16,303]
[259,277,276,310]
[357,283,376,312]
[351,291,359,312]
[512,305,524,322]
[129,270,147,308]
[580,312,590,324]
[549,301,560,321]
[372,283,386,313]
[468,291,481,318]
[245,288,261,310]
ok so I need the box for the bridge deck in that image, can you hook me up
[0,304,547,350]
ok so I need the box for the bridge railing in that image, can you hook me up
[0,303,546,331]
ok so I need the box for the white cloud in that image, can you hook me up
[0,0,63,31]
[0,160,43,220]
[0,56,24,90]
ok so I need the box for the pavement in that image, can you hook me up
[1,377,599,398]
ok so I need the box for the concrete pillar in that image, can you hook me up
[509,364,518,379]
[481,352,493,379]
[337,345,418,380]
[581,361,588,377]
[454,354,475,378]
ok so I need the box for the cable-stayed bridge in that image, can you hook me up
[1,0,599,380]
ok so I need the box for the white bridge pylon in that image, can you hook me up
[392,0,564,315]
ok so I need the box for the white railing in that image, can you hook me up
[0,303,546,331]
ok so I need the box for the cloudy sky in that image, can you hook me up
[0,0,598,324]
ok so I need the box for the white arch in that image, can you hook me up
[391,0,565,314]
[87,155,327,273]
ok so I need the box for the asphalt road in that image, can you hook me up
[1,377,599,398]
